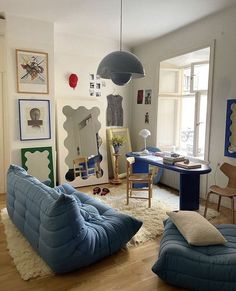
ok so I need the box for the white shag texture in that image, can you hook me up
[0,208,53,280]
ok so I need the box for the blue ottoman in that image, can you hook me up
[152,219,236,291]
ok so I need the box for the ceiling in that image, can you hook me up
[1,0,236,47]
[163,47,210,67]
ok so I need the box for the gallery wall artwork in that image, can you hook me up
[137,89,152,104]
[144,89,152,104]
[224,99,236,158]
[137,90,143,104]
[145,112,150,124]
[16,49,49,94]
[18,99,51,140]
[89,73,102,97]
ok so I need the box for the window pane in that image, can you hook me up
[157,97,178,151]
[197,94,207,158]
[159,70,179,94]
[192,63,209,91]
[183,67,191,93]
[179,95,195,156]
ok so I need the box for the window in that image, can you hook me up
[157,48,211,160]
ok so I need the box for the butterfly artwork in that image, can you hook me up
[16,49,49,94]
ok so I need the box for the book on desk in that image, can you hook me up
[133,152,202,169]
[132,151,151,156]
[175,161,202,169]
[163,156,185,165]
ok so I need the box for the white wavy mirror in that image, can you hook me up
[57,99,109,187]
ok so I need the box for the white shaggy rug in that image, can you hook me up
[0,184,219,281]
[86,184,219,246]
[0,208,53,280]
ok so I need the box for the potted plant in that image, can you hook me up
[111,135,125,154]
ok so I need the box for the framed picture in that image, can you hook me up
[21,146,54,187]
[16,49,49,94]
[18,99,51,140]
[107,127,132,179]
[137,90,144,104]
[224,99,236,158]
[145,89,152,104]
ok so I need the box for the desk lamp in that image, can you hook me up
[139,129,151,154]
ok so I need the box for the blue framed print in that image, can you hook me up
[18,99,51,141]
[224,99,236,158]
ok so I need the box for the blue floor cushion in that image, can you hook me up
[152,219,236,291]
[7,165,142,273]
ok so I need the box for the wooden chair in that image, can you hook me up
[204,163,236,223]
[73,157,88,179]
[126,157,153,208]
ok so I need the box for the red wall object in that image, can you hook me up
[69,73,78,89]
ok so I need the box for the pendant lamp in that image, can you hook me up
[97,0,145,86]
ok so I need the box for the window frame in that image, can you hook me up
[156,43,215,162]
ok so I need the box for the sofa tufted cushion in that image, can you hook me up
[7,165,142,273]
[152,219,236,291]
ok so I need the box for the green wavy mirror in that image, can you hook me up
[21,146,54,187]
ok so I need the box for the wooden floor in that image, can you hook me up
[0,188,233,291]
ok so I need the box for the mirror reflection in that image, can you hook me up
[25,151,50,181]
[63,106,103,181]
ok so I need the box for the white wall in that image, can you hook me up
[1,15,132,187]
[5,15,55,173]
[54,30,131,126]
[54,30,132,177]
[132,6,236,203]
[0,21,5,192]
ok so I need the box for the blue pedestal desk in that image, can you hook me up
[126,152,211,210]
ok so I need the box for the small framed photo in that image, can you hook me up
[137,90,144,104]
[89,90,95,96]
[16,49,49,94]
[145,89,152,104]
[18,99,51,140]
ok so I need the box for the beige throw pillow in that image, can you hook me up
[166,211,227,246]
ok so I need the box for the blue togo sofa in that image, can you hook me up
[7,164,142,273]
[152,219,236,291]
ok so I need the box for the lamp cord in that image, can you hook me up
[120,0,123,51]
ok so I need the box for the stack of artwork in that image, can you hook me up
[16,49,54,186]
[16,49,51,141]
